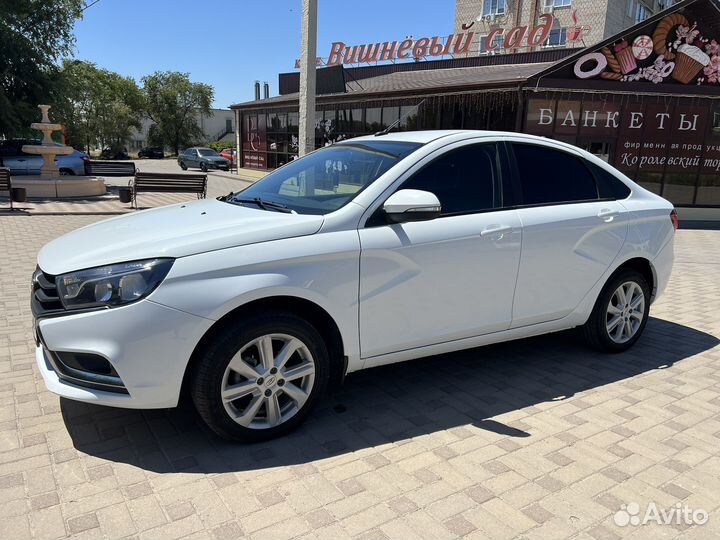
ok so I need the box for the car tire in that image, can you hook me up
[582,269,651,353]
[200,162,208,172]
[190,312,330,442]
[179,161,187,170]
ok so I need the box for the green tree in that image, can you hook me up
[54,60,144,153]
[142,72,213,155]
[0,0,84,137]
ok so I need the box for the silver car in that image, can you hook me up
[0,139,89,175]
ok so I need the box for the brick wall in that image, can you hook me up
[453,0,665,56]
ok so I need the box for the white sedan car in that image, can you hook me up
[33,131,675,441]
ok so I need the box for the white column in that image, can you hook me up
[299,0,317,156]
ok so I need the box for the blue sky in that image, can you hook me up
[73,0,454,108]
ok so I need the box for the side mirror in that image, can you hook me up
[383,189,442,224]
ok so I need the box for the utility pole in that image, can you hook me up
[299,0,317,156]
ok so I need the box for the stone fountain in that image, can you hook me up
[15,105,105,198]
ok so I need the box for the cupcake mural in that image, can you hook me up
[573,11,720,85]
[673,43,711,83]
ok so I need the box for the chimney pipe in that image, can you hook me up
[254,81,261,101]
[263,82,270,99]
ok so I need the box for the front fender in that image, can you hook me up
[148,231,362,367]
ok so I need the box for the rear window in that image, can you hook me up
[512,143,598,205]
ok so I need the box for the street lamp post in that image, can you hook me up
[299,0,317,156]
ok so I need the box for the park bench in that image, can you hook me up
[0,167,15,210]
[86,160,137,176]
[128,171,207,208]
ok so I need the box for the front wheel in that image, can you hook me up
[190,313,330,442]
[200,162,208,172]
[582,269,651,353]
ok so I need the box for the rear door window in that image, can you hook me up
[511,143,598,205]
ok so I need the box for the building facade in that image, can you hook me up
[454,0,670,55]
[232,0,720,217]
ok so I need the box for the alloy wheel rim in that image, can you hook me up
[606,281,645,344]
[221,333,315,430]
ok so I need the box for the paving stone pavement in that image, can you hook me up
[0,215,719,540]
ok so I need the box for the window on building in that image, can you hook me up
[543,28,568,47]
[479,33,505,54]
[482,0,506,16]
[544,0,572,7]
[511,144,598,205]
[627,0,652,22]
[225,118,233,132]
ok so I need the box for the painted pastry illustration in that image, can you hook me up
[672,43,710,83]
[571,11,719,85]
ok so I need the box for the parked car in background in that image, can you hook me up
[138,147,165,159]
[33,131,675,442]
[219,148,236,164]
[100,147,130,160]
[178,147,230,172]
[0,139,89,175]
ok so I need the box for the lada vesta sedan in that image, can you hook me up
[33,131,676,441]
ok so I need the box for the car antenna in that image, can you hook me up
[375,99,425,136]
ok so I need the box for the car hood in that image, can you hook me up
[38,199,324,275]
[204,156,228,162]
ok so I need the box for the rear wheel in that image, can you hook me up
[179,161,187,170]
[191,313,330,442]
[582,269,650,353]
[200,162,208,172]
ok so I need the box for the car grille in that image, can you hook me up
[31,266,65,318]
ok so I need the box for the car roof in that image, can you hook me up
[347,130,568,145]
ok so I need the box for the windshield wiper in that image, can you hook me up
[232,197,293,213]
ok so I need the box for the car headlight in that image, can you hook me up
[57,259,174,310]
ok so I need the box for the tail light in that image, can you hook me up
[670,209,679,231]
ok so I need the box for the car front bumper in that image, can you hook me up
[35,299,213,409]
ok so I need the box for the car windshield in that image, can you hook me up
[228,140,421,215]
[198,148,218,156]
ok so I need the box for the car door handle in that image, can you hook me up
[480,224,512,237]
[597,208,620,221]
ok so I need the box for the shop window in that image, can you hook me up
[662,173,697,205]
[544,28,567,48]
[337,109,363,133]
[400,144,500,215]
[712,111,720,135]
[288,112,299,133]
[635,172,663,194]
[365,108,382,132]
[482,0,506,16]
[382,107,400,129]
[544,0,571,7]
[512,144,598,205]
[399,105,421,130]
[696,174,720,205]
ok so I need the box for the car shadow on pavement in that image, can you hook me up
[61,317,718,473]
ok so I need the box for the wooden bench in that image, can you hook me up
[86,160,137,177]
[0,167,14,210]
[129,171,207,208]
